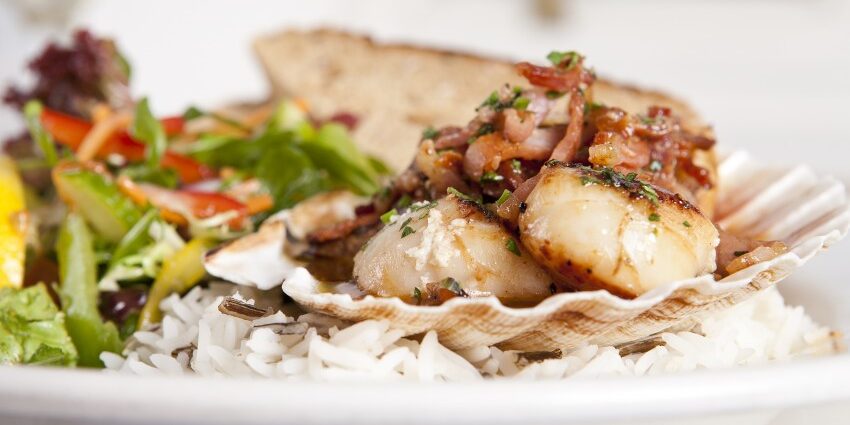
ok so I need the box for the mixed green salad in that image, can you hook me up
[0,30,386,367]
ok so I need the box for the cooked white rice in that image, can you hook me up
[101,284,839,380]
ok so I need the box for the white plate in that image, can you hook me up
[1,355,849,425]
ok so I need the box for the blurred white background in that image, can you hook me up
[1,0,849,321]
[2,0,849,179]
[0,1,849,423]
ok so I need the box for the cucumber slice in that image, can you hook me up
[54,167,142,243]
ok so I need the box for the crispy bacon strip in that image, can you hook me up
[515,62,592,92]
[549,92,586,162]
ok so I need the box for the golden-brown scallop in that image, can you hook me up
[354,195,554,305]
[518,164,719,298]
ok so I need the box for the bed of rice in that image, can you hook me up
[101,283,839,381]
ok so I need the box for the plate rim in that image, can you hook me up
[1,354,849,424]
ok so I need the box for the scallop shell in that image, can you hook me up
[211,152,850,351]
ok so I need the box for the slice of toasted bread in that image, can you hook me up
[253,29,716,215]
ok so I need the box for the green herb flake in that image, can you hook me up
[640,182,660,206]
[580,175,601,186]
[410,201,438,213]
[396,194,412,209]
[513,96,531,111]
[401,226,415,238]
[380,208,398,225]
[412,287,422,303]
[577,165,659,206]
[480,171,504,183]
[422,127,440,140]
[511,159,522,173]
[132,97,167,168]
[496,189,512,206]
[648,212,661,222]
[545,90,564,99]
[447,187,477,203]
[584,101,605,113]
[440,277,465,296]
[638,115,656,125]
[546,51,581,69]
[683,221,692,228]
[480,91,501,108]
[505,238,521,256]
[468,123,496,144]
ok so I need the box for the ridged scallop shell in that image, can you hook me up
[209,152,850,351]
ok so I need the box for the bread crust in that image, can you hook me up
[253,29,717,216]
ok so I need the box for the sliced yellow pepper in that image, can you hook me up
[138,237,213,327]
[0,155,25,288]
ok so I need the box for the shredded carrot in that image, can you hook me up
[77,111,131,162]
[91,103,112,123]
[116,176,188,226]
[245,194,274,215]
[116,175,148,205]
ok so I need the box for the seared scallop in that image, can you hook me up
[518,164,719,298]
[354,195,554,305]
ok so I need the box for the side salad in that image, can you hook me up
[0,30,387,367]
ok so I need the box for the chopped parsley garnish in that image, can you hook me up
[513,96,530,111]
[638,115,656,125]
[447,187,478,203]
[649,160,663,172]
[584,101,605,113]
[396,194,412,209]
[546,51,581,69]
[441,277,464,295]
[401,226,415,238]
[648,212,661,222]
[480,90,501,108]
[496,189,512,206]
[422,127,439,140]
[511,159,522,173]
[479,86,525,112]
[580,175,601,186]
[480,171,504,183]
[380,208,398,224]
[410,200,438,212]
[575,166,659,206]
[683,221,692,228]
[412,287,422,303]
[468,123,496,144]
[734,250,748,257]
[545,90,563,99]
[505,238,521,256]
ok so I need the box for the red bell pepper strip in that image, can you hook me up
[120,178,249,228]
[38,108,211,183]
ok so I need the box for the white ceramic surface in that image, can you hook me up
[1,354,850,425]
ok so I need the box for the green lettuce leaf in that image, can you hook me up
[0,284,77,366]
